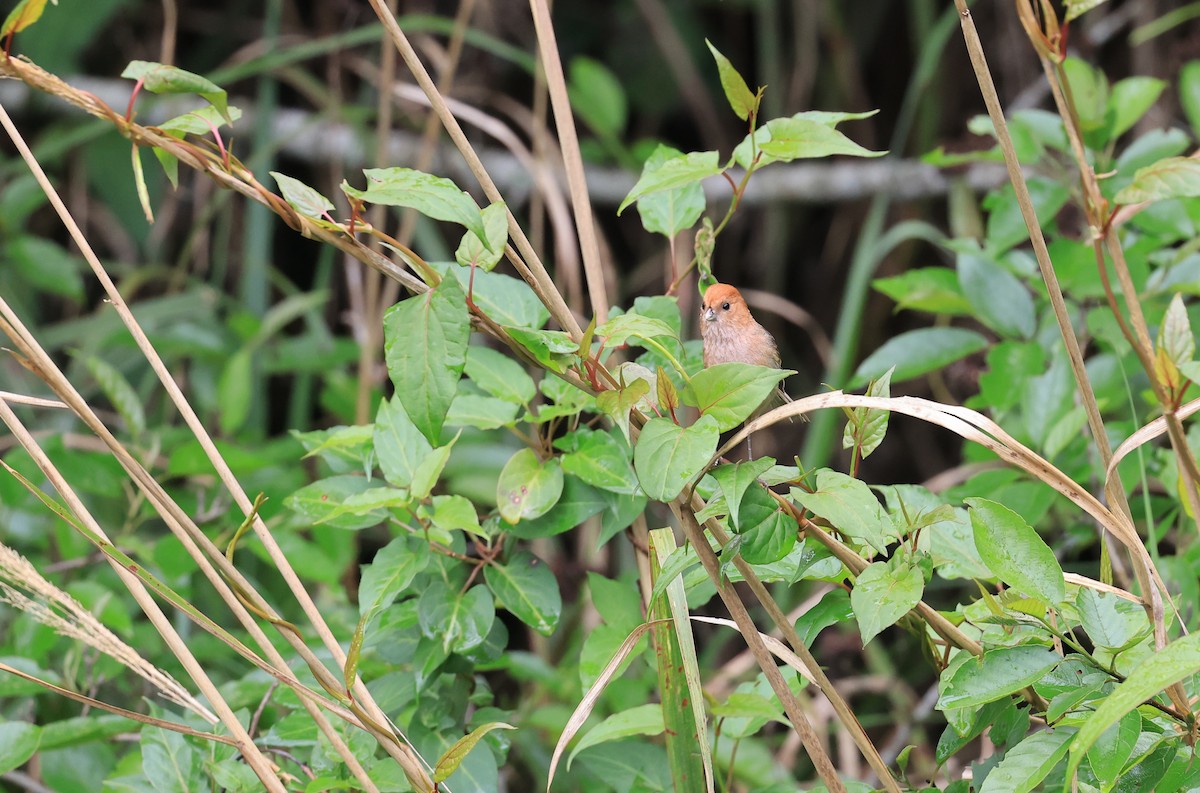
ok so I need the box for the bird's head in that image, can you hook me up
[701,283,748,325]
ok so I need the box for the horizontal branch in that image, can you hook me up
[0,74,1007,206]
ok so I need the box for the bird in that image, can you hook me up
[699,283,800,456]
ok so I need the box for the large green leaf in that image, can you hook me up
[569,705,665,769]
[358,536,430,615]
[568,56,627,138]
[439,263,550,329]
[852,327,988,387]
[792,469,891,553]
[633,416,720,501]
[957,253,1035,339]
[342,167,486,242]
[496,448,564,524]
[967,498,1065,605]
[873,266,973,316]
[374,396,433,489]
[1114,156,1200,205]
[484,551,562,635]
[141,726,204,793]
[465,345,536,405]
[938,645,1061,710]
[636,144,706,238]
[558,428,639,495]
[850,558,924,645]
[418,581,495,654]
[122,60,230,122]
[733,113,885,169]
[710,457,776,529]
[0,722,40,774]
[284,475,389,530]
[734,484,798,564]
[979,728,1074,793]
[705,40,756,121]
[383,274,470,444]
[618,151,723,215]
[683,363,794,431]
[1065,632,1200,788]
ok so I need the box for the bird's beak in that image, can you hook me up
[703,307,715,322]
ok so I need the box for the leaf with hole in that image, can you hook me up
[496,448,564,524]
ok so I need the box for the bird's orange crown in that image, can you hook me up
[702,283,745,311]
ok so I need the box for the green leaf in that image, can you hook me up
[850,559,924,644]
[1075,588,1146,650]
[82,356,146,437]
[636,144,706,238]
[1115,156,1200,205]
[873,267,973,315]
[957,253,1035,339]
[596,373,652,442]
[1,0,51,37]
[6,236,84,302]
[433,723,516,784]
[410,433,457,500]
[791,469,891,553]
[342,167,486,243]
[794,588,853,648]
[683,363,794,431]
[568,56,627,138]
[843,367,892,460]
[455,201,509,271]
[733,114,886,169]
[710,457,776,529]
[1065,632,1200,788]
[359,536,430,615]
[383,273,470,444]
[596,312,679,347]
[1181,61,1200,140]
[851,327,988,387]
[0,722,41,774]
[158,104,241,136]
[465,345,536,405]
[967,498,1065,605]
[1062,58,1108,135]
[141,726,203,793]
[284,475,389,531]
[122,60,230,122]
[559,428,638,495]
[569,704,665,769]
[1108,77,1165,140]
[618,151,723,216]
[446,393,520,430]
[270,171,334,219]
[1086,710,1139,785]
[633,416,720,501]
[735,484,798,564]
[504,327,576,372]
[938,645,1061,709]
[979,728,1074,793]
[374,396,433,489]
[424,494,482,536]
[705,40,757,121]
[484,551,562,635]
[217,347,253,436]
[508,475,608,539]
[418,582,495,654]
[497,448,564,524]
[1157,292,1194,368]
[439,263,549,329]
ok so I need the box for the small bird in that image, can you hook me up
[699,283,799,454]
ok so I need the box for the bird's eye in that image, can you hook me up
[721,302,731,311]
